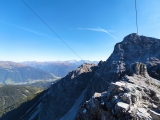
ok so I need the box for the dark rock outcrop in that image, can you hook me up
[148,64,160,80]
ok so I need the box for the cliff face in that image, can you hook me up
[37,33,160,120]
[102,33,160,78]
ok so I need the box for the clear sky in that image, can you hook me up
[0,0,160,62]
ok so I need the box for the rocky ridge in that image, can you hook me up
[22,60,98,77]
[76,62,160,120]
[38,63,102,120]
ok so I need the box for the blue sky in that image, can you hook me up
[0,0,160,62]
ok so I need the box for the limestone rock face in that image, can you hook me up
[102,33,160,79]
[76,63,160,120]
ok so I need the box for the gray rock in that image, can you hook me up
[130,62,148,77]
[152,94,160,102]
[76,63,160,120]
[148,110,160,120]
[135,108,152,120]
[114,102,129,118]
[121,93,132,104]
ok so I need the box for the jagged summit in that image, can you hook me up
[123,33,160,43]
[99,33,160,82]
[123,33,139,42]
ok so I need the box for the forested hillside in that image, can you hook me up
[0,85,43,119]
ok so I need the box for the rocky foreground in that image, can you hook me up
[76,62,160,120]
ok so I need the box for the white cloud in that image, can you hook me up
[14,25,55,40]
[77,27,117,39]
[1,21,54,40]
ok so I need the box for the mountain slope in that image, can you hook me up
[38,63,103,120]
[0,85,43,119]
[0,61,58,84]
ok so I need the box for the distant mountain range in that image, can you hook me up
[0,61,58,84]
[21,60,98,77]
[0,60,99,119]
[0,60,98,84]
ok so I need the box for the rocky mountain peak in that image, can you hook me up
[67,63,96,78]
[99,34,160,83]
[122,33,160,44]
[123,33,139,42]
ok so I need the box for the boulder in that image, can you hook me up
[114,102,129,118]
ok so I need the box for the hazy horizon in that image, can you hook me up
[0,59,100,63]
